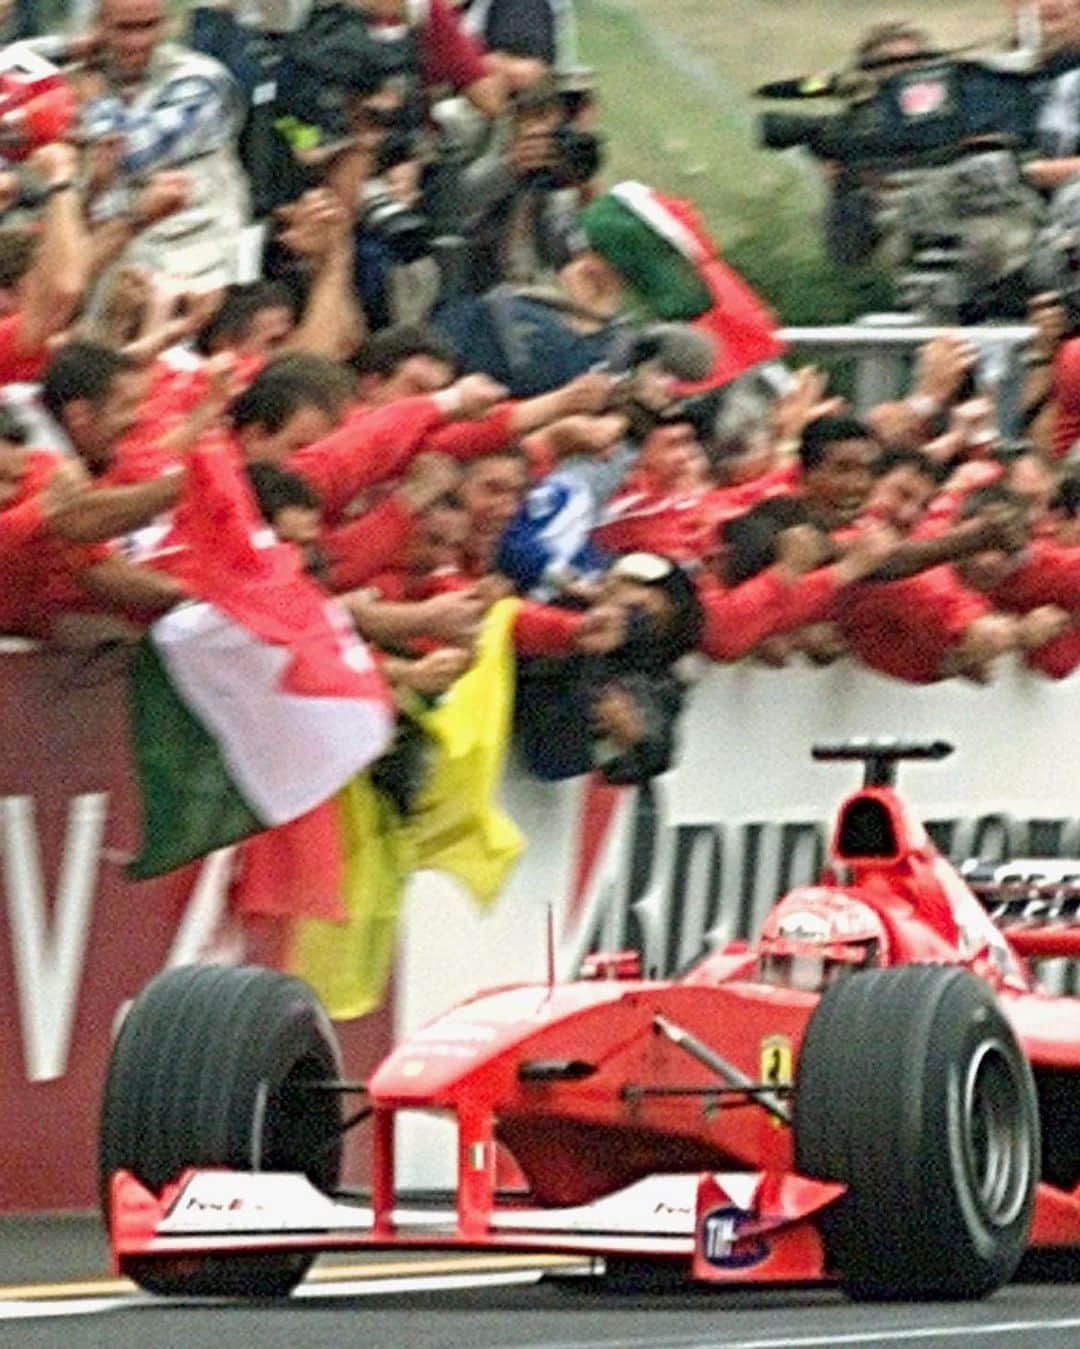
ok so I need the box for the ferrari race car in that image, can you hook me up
[102,740,1080,1301]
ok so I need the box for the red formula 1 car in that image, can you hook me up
[102,741,1080,1300]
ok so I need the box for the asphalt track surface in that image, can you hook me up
[0,1217,1078,1349]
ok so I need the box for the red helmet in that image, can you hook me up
[757,887,890,992]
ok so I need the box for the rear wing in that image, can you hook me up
[812,740,952,788]
[961,859,1080,961]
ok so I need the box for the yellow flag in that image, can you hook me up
[403,597,524,906]
[292,598,525,1019]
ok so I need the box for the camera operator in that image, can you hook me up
[460,71,601,293]
[759,20,1059,318]
[821,22,934,268]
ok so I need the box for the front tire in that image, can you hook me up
[795,965,1038,1301]
[100,965,344,1298]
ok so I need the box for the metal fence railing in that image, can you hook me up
[779,318,1036,437]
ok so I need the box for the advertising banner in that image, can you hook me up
[0,644,391,1213]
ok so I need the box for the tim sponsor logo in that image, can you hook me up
[700,1207,769,1270]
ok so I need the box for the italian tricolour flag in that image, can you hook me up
[126,445,395,880]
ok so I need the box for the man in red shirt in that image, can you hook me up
[0,345,187,637]
[697,497,895,665]
[458,446,531,577]
[718,417,1028,683]
[593,418,717,564]
[351,324,458,405]
[952,484,1080,677]
[0,140,88,384]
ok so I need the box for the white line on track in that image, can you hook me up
[0,1267,546,1322]
[0,1298,132,1321]
[295,1268,546,1300]
[499,1316,1080,1349]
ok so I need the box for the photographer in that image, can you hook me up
[263,8,466,333]
[461,71,600,293]
[513,551,704,785]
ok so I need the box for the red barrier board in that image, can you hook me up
[0,645,392,1213]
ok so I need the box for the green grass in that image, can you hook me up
[640,0,1007,95]
[578,0,899,322]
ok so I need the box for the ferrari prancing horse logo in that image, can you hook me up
[760,1034,793,1088]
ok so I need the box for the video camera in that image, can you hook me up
[756,50,1080,319]
[755,55,1051,170]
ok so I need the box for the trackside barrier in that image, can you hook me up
[1,643,1077,1208]
[779,319,1034,434]
[0,642,392,1212]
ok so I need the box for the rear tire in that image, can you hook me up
[795,965,1038,1301]
[100,965,343,1298]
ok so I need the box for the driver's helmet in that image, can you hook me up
[756,887,890,992]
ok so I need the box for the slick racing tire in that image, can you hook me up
[100,965,343,1298]
[794,965,1039,1301]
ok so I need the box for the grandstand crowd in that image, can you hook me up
[1,0,1079,809]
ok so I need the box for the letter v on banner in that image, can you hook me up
[2,793,106,1082]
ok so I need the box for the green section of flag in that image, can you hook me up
[126,636,264,880]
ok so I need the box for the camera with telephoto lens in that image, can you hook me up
[358,181,431,264]
[355,126,466,266]
[529,123,604,190]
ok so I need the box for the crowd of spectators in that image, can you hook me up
[0,0,1078,824]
